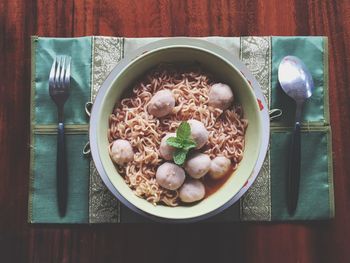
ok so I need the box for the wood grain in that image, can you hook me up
[1,0,350,262]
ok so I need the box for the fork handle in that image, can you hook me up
[57,122,68,217]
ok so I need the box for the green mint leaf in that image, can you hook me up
[183,145,196,151]
[173,148,188,165]
[166,137,183,148]
[176,122,191,140]
[182,138,197,150]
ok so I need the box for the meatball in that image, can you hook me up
[184,153,211,179]
[156,162,186,190]
[147,90,175,117]
[159,133,176,160]
[208,83,234,110]
[110,139,134,165]
[188,119,208,149]
[179,179,205,203]
[209,156,231,179]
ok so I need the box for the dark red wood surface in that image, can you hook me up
[1,1,350,262]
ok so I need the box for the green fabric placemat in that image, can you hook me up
[29,37,91,223]
[28,36,334,223]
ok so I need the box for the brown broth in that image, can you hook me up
[202,164,235,198]
[177,165,235,206]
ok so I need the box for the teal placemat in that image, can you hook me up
[28,36,334,223]
[29,37,91,223]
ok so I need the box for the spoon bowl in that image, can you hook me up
[278,56,314,106]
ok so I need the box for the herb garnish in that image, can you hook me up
[166,122,197,165]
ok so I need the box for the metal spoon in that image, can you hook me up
[278,55,314,215]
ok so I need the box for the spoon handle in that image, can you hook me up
[287,121,301,215]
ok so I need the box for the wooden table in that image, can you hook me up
[1,0,350,262]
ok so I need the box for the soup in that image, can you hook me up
[107,64,247,206]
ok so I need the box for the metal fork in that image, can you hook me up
[49,55,71,217]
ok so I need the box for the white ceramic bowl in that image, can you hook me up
[90,38,269,222]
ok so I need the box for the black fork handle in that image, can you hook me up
[57,122,68,217]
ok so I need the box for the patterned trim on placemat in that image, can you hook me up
[240,36,272,221]
[28,36,38,223]
[89,36,124,223]
[91,37,124,101]
[89,161,120,223]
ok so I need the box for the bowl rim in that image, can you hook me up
[89,37,270,222]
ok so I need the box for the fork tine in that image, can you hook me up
[49,57,57,87]
[64,56,71,86]
[60,56,67,87]
[55,56,62,88]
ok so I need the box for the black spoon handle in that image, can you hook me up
[287,121,301,215]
